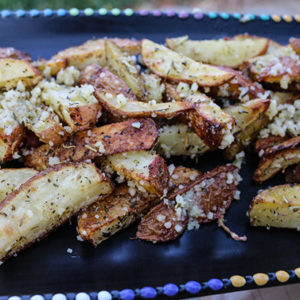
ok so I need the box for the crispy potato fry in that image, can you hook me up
[156,123,209,158]
[109,38,141,55]
[0,59,42,90]
[35,58,67,76]
[0,163,113,261]
[254,136,300,183]
[254,136,290,153]
[142,39,234,87]
[285,164,300,183]
[290,37,300,55]
[141,72,164,103]
[77,184,158,246]
[95,89,194,118]
[223,99,270,160]
[249,184,300,229]
[0,47,31,61]
[166,35,268,68]
[106,150,169,196]
[164,82,181,102]
[0,168,38,201]
[136,202,187,242]
[25,118,158,170]
[106,40,144,98]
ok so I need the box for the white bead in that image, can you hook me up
[97,291,112,300]
[52,294,67,300]
[31,296,44,300]
[76,293,90,300]
[8,297,21,300]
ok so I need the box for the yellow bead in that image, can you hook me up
[272,14,281,22]
[276,270,289,283]
[295,15,300,22]
[230,275,246,288]
[253,273,269,286]
[283,14,292,22]
[295,268,300,278]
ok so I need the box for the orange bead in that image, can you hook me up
[253,273,269,286]
[230,275,246,288]
[295,268,300,278]
[295,15,300,22]
[276,270,289,283]
[283,14,292,22]
[272,15,281,22]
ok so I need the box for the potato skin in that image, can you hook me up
[254,136,290,153]
[254,136,300,183]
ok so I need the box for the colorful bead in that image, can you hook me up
[30,295,44,300]
[230,275,246,287]
[98,8,107,16]
[139,10,149,16]
[295,15,300,22]
[178,12,189,19]
[272,14,281,22]
[119,289,135,300]
[84,8,94,16]
[124,8,134,17]
[111,8,121,16]
[56,9,66,17]
[166,10,176,18]
[185,281,201,294]
[15,9,26,17]
[194,12,204,20]
[52,294,67,300]
[163,283,179,297]
[43,9,53,17]
[275,270,289,283]
[69,8,79,16]
[152,10,162,17]
[140,287,157,299]
[260,14,270,21]
[295,268,300,278]
[208,12,217,19]
[1,10,11,17]
[233,13,241,19]
[283,14,292,22]
[97,291,112,300]
[76,292,90,300]
[8,297,21,300]
[220,12,230,19]
[253,273,269,286]
[29,9,40,17]
[208,278,223,290]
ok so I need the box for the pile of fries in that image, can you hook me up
[0,34,299,263]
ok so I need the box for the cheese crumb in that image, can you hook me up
[164,221,172,229]
[131,122,141,128]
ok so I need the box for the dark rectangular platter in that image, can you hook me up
[0,10,299,299]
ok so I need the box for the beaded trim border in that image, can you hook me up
[4,268,300,299]
[0,8,300,23]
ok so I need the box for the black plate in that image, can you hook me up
[0,11,299,299]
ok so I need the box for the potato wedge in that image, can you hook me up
[35,58,67,76]
[141,39,234,87]
[0,47,31,61]
[166,35,268,68]
[106,40,144,98]
[285,164,300,183]
[109,38,141,55]
[0,168,38,201]
[254,136,300,183]
[77,184,158,246]
[40,81,100,132]
[0,163,113,261]
[25,118,158,170]
[223,99,270,160]
[290,37,300,55]
[95,89,194,118]
[0,59,42,90]
[156,123,209,158]
[141,72,164,103]
[106,150,169,196]
[249,184,300,230]
[254,136,290,154]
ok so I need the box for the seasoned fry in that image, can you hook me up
[254,136,300,183]
[142,39,234,87]
[25,118,158,170]
[35,58,67,76]
[249,184,300,229]
[0,163,113,261]
[77,184,158,246]
[290,37,300,55]
[141,72,164,103]
[0,47,31,61]
[166,35,268,68]
[254,136,290,154]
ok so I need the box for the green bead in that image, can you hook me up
[84,8,94,16]
[124,8,134,16]
[98,8,107,15]
[69,8,79,16]
[111,8,121,16]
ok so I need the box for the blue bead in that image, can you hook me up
[260,14,270,21]
[185,281,202,294]
[233,13,241,19]
[163,283,179,297]
[120,289,135,300]
[57,9,66,16]
[208,278,223,290]
[220,12,229,19]
[208,12,217,19]
[43,9,53,17]
[140,287,157,299]
[15,9,25,17]
[1,10,11,17]
[30,9,40,17]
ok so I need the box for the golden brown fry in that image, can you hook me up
[0,47,31,61]
[290,37,300,55]
[35,58,67,76]
[254,136,290,153]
